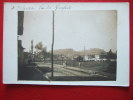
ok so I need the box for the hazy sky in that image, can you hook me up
[21,10,117,52]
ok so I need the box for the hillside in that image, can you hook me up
[53,48,107,57]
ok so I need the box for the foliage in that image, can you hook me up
[106,49,117,59]
[34,42,51,61]
[35,42,43,51]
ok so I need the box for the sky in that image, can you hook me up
[21,10,117,52]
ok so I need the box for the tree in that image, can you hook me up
[35,42,43,52]
[35,42,50,62]
[41,47,47,60]
[106,49,117,59]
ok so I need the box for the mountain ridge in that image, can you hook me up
[53,48,107,57]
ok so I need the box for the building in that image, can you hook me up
[83,54,107,61]
[18,40,25,66]
[18,11,25,66]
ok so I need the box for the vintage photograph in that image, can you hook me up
[17,10,117,81]
[3,3,129,86]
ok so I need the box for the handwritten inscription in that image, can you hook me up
[17,5,35,10]
[39,4,72,10]
[55,4,72,10]
[12,4,72,11]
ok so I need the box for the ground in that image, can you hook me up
[18,61,116,81]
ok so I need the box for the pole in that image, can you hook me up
[84,46,85,61]
[84,46,85,56]
[51,11,54,79]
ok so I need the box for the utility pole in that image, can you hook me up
[84,46,86,61]
[84,46,86,56]
[31,40,33,54]
[51,11,54,79]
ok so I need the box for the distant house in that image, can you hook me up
[84,55,89,61]
[83,54,107,61]
[84,55,95,61]
[74,56,83,62]
[94,55,100,61]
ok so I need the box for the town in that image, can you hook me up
[18,39,117,81]
[17,11,117,81]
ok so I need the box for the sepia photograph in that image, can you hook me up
[17,10,117,81]
[3,3,129,86]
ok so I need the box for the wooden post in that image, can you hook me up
[51,11,54,79]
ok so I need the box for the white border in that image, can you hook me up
[3,3,129,86]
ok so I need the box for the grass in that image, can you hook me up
[53,60,116,74]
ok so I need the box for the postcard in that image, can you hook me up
[3,2,129,86]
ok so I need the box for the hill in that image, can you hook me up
[53,48,107,57]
